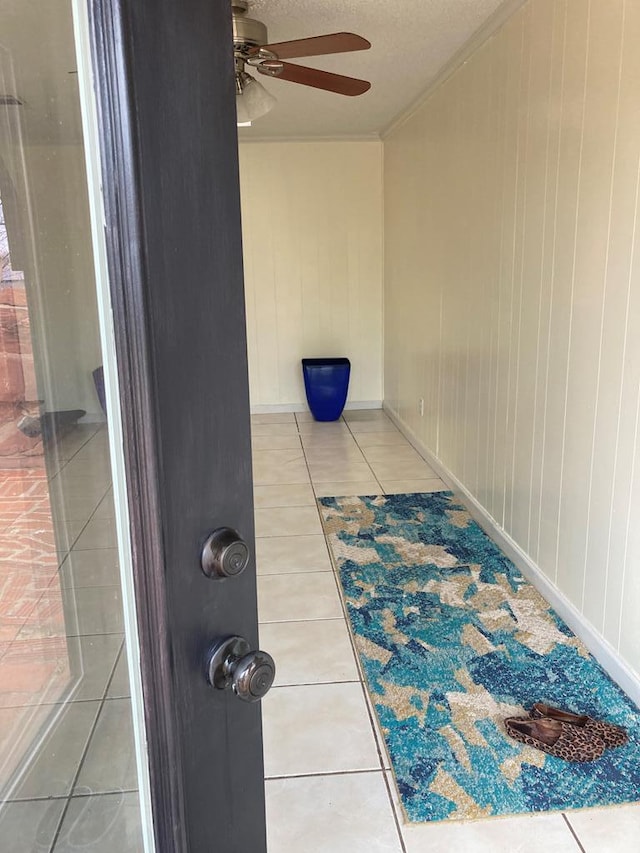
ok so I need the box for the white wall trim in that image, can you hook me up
[383,403,640,708]
[381,0,528,139]
[251,400,382,415]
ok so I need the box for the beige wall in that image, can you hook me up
[25,145,103,417]
[384,0,640,678]
[2,141,103,418]
[239,141,383,409]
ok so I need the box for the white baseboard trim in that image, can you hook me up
[251,400,382,415]
[383,404,640,707]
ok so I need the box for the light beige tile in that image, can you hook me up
[53,425,101,460]
[343,409,388,422]
[368,460,437,480]
[259,619,359,686]
[566,804,640,852]
[253,484,315,508]
[62,452,113,481]
[301,433,361,449]
[253,450,310,486]
[361,445,426,464]
[53,475,111,503]
[10,701,101,798]
[262,683,380,776]
[256,535,331,574]
[251,423,300,437]
[253,448,305,465]
[309,462,376,483]
[314,481,382,497]
[50,483,108,522]
[266,772,402,853]
[258,572,342,622]
[294,411,317,423]
[356,431,413,447]
[69,635,124,702]
[347,420,400,434]
[297,421,350,435]
[400,809,580,852]
[92,491,115,520]
[107,648,131,699]
[0,800,66,853]
[0,634,122,708]
[63,587,125,637]
[59,549,120,588]
[253,462,310,486]
[303,446,366,464]
[251,434,302,451]
[251,412,296,424]
[254,506,322,537]
[73,518,117,551]
[306,457,368,473]
[56,518,87,550]
[54,792,143,853]
[75,698,137,793]
[305,454,366,470]
[381,479,448,494]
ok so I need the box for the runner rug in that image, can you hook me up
[318,491,640,822]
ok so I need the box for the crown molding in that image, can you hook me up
[381,0,528,140]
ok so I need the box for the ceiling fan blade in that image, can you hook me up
[257,32,371,60]
[261,62,370,97]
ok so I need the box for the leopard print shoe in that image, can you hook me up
[504,716,606,762]
[530,702,628,749]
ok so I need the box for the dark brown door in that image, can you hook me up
[89,1,267,850]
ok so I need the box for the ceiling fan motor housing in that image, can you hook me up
[232,1,267,57]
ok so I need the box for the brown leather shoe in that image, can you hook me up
[530,702,628,749]
[504,716,606,762]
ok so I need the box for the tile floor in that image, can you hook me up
[0,425,139,853]
[254,409,639,853]
[2,411,638,850]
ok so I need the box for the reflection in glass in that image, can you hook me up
[0,3,143,850]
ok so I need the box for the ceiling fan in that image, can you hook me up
[232,0,371,126]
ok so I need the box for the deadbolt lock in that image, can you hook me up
[201,527,250,579]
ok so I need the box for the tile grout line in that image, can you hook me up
[265,767,385,782]
[311,421,407,851]
[49,426,103,482]
[289,414,393,781]
[269,678,361,690]
[47,635,126,852]
[259,617,344,626]
[562,813,587,852]
[381,768,409,853]
[313,490,394,774]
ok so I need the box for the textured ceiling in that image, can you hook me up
[0,1,514,146]
[238,0,509,140]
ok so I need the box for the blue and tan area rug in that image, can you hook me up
[318,491,640,822]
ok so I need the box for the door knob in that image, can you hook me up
[206,636,275,702]
[201,527,250,578]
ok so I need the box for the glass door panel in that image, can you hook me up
[0,3,149,850]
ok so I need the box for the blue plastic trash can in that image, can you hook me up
[302,357,351,422]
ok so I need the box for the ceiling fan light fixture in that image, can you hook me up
[231,0,371,121]
[235,71,276,126]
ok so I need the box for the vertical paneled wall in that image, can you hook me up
[238,141,383,409]
[384,0,640,677]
